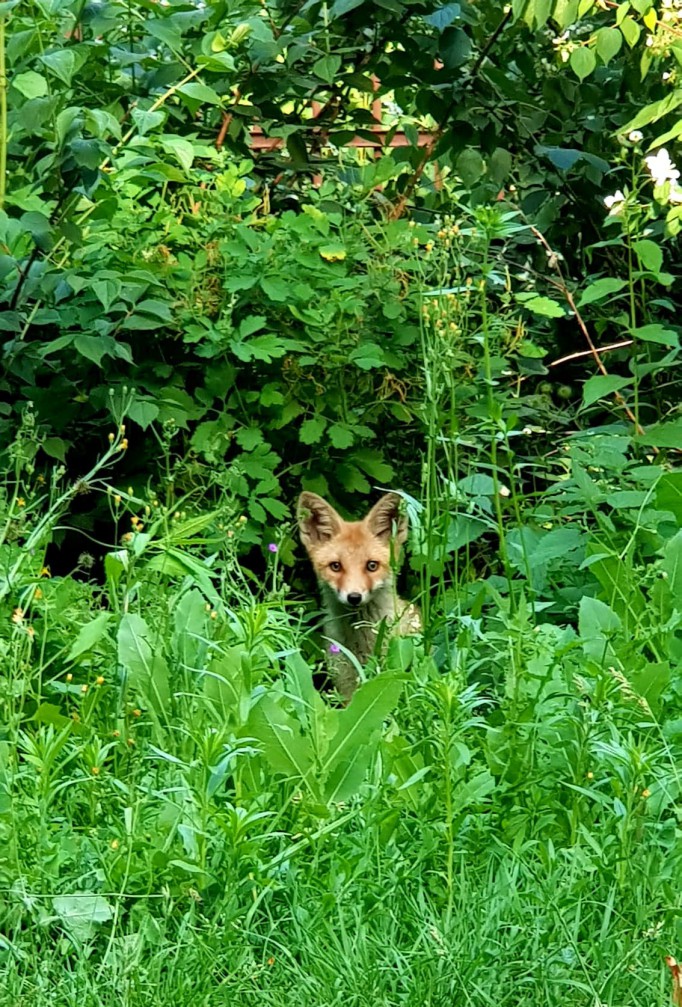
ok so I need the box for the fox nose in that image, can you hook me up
[347,592,363,607]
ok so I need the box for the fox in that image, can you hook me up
[297,491,421,699]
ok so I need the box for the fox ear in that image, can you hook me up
[365,493,408,545]
[298,492,343,547]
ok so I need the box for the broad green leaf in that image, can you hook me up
[578,596,621,661]
[330,0,365,16]
[177,81,222,105]
[441,26,471,68]
[127,399,160,430]
[321,675,404,803]
[570,47,596,81]
[67,613,112,662]
[40,50,77,85]
[577,277,627,306]
[631,323,679,347]
[634,418,682,448]
[117,614,171,721]
[53,894,113,941]
[662,529,682,601]
[424,4,461,30]
[13,71,48,99]
[582,375,632,408]
[517,294,565,318]
[656,472,682,523]
[633,239,663,273]
[260,276,289,301]
[248,695,316,787]
[313,54,341,84]
[456,148,485,186]
[159,135,195,172]
[595,27,622,64]
[619,16,641,48]
[131,108,165,134]
[622,90,682,133]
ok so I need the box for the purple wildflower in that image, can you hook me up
[329,643,341,655]
[267,543,278,553]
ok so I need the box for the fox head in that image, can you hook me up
[297,492,408,608]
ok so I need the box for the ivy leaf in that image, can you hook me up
[132,108,166,134]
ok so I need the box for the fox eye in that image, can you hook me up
[329,561,342,572]
[366,560,379,572]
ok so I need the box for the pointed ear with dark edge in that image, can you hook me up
[297,492,343,548]
[365,493,408,545]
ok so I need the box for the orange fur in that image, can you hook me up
[298,492,421,698]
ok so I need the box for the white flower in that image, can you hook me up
[604,189,625,214]
[644,148,681,185]
[628,130,643,143]
[669,185,682,203]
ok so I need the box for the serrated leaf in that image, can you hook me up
[299,416,327,444]
[319,243,346,261]
[328,423,355,449]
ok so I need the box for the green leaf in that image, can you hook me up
[52,894,113,941]
[595,27,622,64]
[328,423,355,449]
[235,426,264,450]
[634,418,682,449]
[622,90,682,133]
[349,342,384,369]
[92,278,121,312]
[578,596,621,661]
[441,26,471,69]
[619,16,641,48]
[159,135,195,172]
[516,294,565,318]
[577,277,627,307]
[330,0,365,15]
[42,437,68,462]
[582,375,632,408]
[656,472,682,522]
[248,695,316,788]
[313,54,342,84]
[299,416,328,444]
[662,529,682,601]
[127,400,160,430]
[67,613,112,663]
[570,46,596,81]
[177,81,222,105]
[456,148,485,187]
[74,335,107,366]
[633,239,663,273]
[322,675,404,803]
[40,50,77,85]
[13,71,49,99]
[131,108,166,134]
[117,614,170,724]
[631,323,679,347]
[260,276,290,301]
